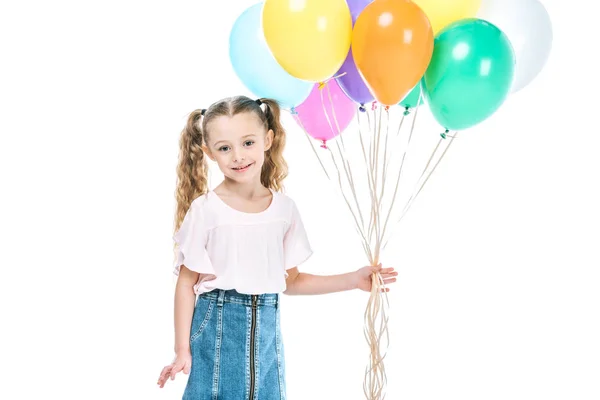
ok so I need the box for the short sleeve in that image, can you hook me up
[283,200,313,272]
[173,198,215,276]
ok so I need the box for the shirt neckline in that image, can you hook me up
[209,188,276,215]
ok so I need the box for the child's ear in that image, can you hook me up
[202,144,216,161]
[264,129,274,151]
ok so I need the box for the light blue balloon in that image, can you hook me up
[229,3,312,109]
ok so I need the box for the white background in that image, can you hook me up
[1,0,598,399]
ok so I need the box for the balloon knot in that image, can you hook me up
[290,107,298,115]
[320,140,328,149]
[318,82,326,90]
[403,107,410,116]
[441,129,455,139]
[384,105,390,111]
[371,101,377,111]
[359,104,366,113]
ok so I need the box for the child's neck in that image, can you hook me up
[217,178,269,200]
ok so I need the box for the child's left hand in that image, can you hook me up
[354,263,398,292]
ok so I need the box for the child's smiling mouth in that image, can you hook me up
[232,162,254,172]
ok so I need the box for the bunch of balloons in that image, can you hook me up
[229,0,552,134]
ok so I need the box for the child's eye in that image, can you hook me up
[244,140,255,147]
[218,146,231,152]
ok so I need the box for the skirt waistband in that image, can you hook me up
[199,289,279,308]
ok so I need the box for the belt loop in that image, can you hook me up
[217,289,225,307]
[275,294,279,309]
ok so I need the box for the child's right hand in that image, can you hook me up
[157,350,192,388]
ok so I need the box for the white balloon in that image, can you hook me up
[477,0,553,92]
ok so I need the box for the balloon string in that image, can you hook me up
[307,98,399,400]
[293,103,371,259]
[406,131,458,210]
[368,108,380,253]
[325,81,356,175]
[368,108,383,251]
[373,107,391,263]
[374,110,408,246]
[314,104,392,399]
[318,83,337,149]
[378,108,391,216]
[324,71,347,82]
[324,84,367,233]
[363,272,390,400]
[441,129,458,139]
[325,79,346,153]
[291,111,330,181]
[358,109,378,241]
[357,109,390,400]
[383,130,458,251]
[380,100,422,245]
[326,144,373,261]
[316,75,350,148]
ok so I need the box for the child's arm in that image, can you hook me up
[173,266,198,354]
[157,266,198,387]
[283,264,397,295]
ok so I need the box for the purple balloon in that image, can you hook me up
[347,0,373,23]
[336,0,374,105]
[337,52,374,105]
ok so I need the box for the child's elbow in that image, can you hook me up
[283,267,300,295]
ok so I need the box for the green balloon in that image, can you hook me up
[422,18,515,131]
[399,82,423,109]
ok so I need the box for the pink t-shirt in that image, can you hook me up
[173,189,313,295]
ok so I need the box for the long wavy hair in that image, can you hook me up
[173,96,288,234]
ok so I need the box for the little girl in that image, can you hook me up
[157,96,397,399]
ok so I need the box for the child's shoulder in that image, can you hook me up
[274,190,294,204]
[273,191,302,213]
[189,193,210,210]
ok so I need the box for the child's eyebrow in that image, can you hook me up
[213,134,257,147]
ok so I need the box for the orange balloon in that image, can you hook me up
[352,0,434,106]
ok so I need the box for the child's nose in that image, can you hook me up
[232,148,244,162]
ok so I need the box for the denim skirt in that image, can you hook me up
[182,289,286,400]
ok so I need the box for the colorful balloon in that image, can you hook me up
[352,0,434,106]
[347,0,373,21]
[262,0,352,82]
[400,83,423,109]
[477,0,553,92]
[337,52,374,105]
[412,0,482,34]
[422,18,515,130]
[229,3,312,109]
[293,79,356,147]
[336,0,374,104]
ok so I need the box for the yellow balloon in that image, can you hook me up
[262,0,352,82]
[412,0,482,34]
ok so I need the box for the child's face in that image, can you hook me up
[203,112,273,185]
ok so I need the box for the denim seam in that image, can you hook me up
[224,298,277,307]
[212,301,224,400]
[190,299,214,343]
[276,308,285,399]
[201,293,278,307]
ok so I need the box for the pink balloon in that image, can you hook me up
[293,79,356,148]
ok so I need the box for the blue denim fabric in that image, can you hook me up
[183,289,286,400]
